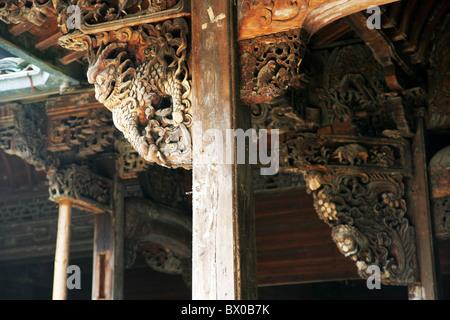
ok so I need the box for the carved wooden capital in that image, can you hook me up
[58,18,192,169]
[240,28,310,105]
[279,133,419,285]
[304,170,419,285]
[47,164,112,214]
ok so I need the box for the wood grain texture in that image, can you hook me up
[255,187,357,285]
[191,0,256,300]
[238,0,400,40]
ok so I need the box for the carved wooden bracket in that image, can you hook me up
[0,103,56,171]
[58,17,192,168]
[279,133,419,285]
[240,28,310,105]
[47,164,112,214]
[304,170,419,285]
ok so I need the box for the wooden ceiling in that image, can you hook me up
[1,0,447,88]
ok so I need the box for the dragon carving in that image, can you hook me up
[59,18,192,168]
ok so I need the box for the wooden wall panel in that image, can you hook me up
[255,187,358,286]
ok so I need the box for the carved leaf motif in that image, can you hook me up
[305,171,418,285]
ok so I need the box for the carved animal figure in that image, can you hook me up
[332,144,368,166]
[85,19,191,168]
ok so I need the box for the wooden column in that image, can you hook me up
[407,117,441,300]
[92,177,124,300]
[191,0,257,299]
[52,200,72,300]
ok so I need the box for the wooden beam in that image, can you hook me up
[91,178,124,300]
[406,117,441,300]
[191,0,257,299]
[238,0,400,40]
[52,200,72,300]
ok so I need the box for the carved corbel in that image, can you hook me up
[47,164,112,214]
[239,28,310,106]
[279,133,419,285]
[0,103,55,171]
[304,170,419,285]
[58,18,192,169]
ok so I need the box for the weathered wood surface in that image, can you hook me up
[238,0,400,40]
[255,187,357,285]
[52,200,72,300]
[92,177,124,300]
[405,118,441,300]
[191,0,257,300]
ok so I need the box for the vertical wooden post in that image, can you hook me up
[52,200,72,300]
[191,0,257,300]
[92,176,124,300]
[407,117,440,300]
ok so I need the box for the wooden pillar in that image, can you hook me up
[191,0,257,300]
[52,200,72,300]
[92,177,124,300]
[407,117,441,300]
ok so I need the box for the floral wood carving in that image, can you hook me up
[240,28,310,105]
[59,18,192,168]
[302,44,417,138]
[278,133,418,285]
[304,171,419,285]
[279,133,411,174]
[55,0,186,33]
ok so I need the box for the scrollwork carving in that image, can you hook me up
[240,28,310,105]
[280,133,409,173]
[305,171,419,285]
[59,18,192,168]
[0,0,54,26]
[55,0,183,33]
[47,164,112,213]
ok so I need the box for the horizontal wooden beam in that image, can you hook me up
[238,0,399,40]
